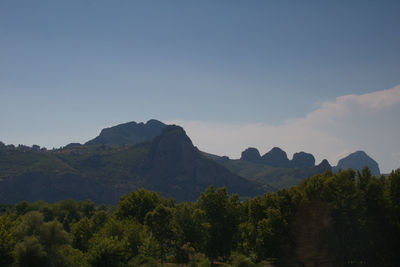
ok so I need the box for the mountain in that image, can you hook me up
[291,152,315,168]
[209,147,382,190]
[85,119,166,145]
[208,151,332,190]
[241,147,262,163]
[261,147,291,167]
[0,123,263,204]
[334,151,380,175]
[241,147,316,169]
[314,159,332,174]
[0,120,382,204]
[139,125,264,201]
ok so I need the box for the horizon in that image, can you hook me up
[1,1,400,172]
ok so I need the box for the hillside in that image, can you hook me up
[0,125,263,203]
[0,120,382,203]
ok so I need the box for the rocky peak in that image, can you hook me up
[314,159,332,173]
[261,147,290,168]
[336,151,380,175]
[291,152,315,168]
[241,147,262,163]
[145,125,197,169]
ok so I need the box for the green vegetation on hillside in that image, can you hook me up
[0,127,262,203]
[1,167,399,266]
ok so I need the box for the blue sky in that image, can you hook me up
[1,1,400,171]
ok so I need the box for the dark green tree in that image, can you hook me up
[116,189,161,223]
[196,186,239,261]
[145,204,176,262]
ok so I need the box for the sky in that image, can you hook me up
[1,1,400,172]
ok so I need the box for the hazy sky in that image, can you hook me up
[1,1,400,172]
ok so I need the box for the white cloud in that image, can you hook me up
[168,85,400,173]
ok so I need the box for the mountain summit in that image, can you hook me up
[335,151,380,175]
[261,147,290,167]
[85,119,165,145]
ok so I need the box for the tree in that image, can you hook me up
[116,189,161,223]
[196,186,239,260]
[0,215,15,266]
[40,220,71,251]
[14,236,48,267]
[174,202,208,255]
[384,169,400,264]
[145,204,176,262]
[87,236,128,267]
[71,217,92,252]
[97,217,142,259]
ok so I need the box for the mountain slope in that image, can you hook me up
[140,125,264,201]
[0,124,264,203]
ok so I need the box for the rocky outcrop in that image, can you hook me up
[142,125,264,201]
[291,152,316,168]
[335,151,380,175]
[314,159,332,173]
[261,147,290,168]
[85,119,166,145]
[241,147,262,163]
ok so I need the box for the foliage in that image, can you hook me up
[0,167,399,266]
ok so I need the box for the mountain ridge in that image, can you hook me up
[0,123,264,203]
[85,119,165,146]
[0,119,382,203]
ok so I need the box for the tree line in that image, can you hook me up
[0,167,399,266]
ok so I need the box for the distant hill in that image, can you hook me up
[334,151,380,175]
[241,147,315,169]
[207,150,331,190]
[261,147,291,168]
[0,120,382,203]
[85,119,166,145]
[0,123,263,203]
[207,147,381,190]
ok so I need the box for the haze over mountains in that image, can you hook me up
[0,119,381,203]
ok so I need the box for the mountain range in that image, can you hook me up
[0,119,381,203]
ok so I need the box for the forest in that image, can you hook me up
[0,167,399,267]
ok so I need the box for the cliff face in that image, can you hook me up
[141,126,264,201]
